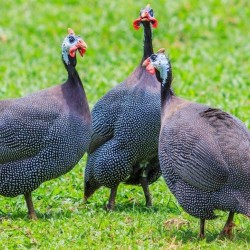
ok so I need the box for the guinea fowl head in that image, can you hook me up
[133,4,158,30]
[142,48,172,88]
[61,28,87,67]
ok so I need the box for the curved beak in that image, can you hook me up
[141,11,149,20]
[141,11,158,28]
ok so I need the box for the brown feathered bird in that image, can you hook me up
[143,49,250,237]
[0,29,91,219]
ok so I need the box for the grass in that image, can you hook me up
[0,0,250,249]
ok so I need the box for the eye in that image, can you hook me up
[68,36,75,43]
[150,54,157,62]
[149,9,154,17]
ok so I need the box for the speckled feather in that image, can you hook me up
[146,52,250,225]
[160,100,250,219]
[86,67,161,187]
[85,10,162,205]
[0,34,91,198]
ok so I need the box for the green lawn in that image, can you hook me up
[0,0,250,249]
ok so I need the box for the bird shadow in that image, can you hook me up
[0,202,160,221]
[115,201,161,213]
[165,226,250,244]
[0,208,77,221]
[84,199,176,215]
[0,211,35,221]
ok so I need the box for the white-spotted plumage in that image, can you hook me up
[144,50,250,237]
[84,6,162,209]
[0,29,91,218]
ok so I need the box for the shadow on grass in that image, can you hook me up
[0,203,161,222]
[115,201,161,213]
[165,224,250,244]
[84,199,182,215]
[0,211,32,221]
[0,208,78,221]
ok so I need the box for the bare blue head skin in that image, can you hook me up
[144,49,172,87]
[143,49,173,105]
[61,28,87,66]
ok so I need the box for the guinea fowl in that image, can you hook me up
[84,5,161,209]
[0,28,91,219]
[143,49,250,237]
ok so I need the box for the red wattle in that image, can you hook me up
[69,45,78,58]
[146,64,156,75]
[78,48,86,57]
[133,18,141,30]
[149,17,158,28]
[69,51,76,58]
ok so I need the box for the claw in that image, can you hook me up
[220,222,235,237]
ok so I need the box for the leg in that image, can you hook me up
[106,186,118,211]
[140,176,152,207]
[24,192,37,220]
[220,212,235,237]
[199,219,205,239]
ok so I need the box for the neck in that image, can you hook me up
[62,59,90,119]
[156,68,174,108]
[66,63,83,90]
[161,85,174,108]
[142,22,153,60]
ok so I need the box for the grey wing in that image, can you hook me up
[0,105,59,164]
[88,131,113,154]
[88,86,125,153]
[162,120,229,192]
[200,108,250,169]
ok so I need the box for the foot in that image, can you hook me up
[199,233,205,239]
[106,186,118,211]
[220,222,235,237]
[145,198,152,207]
[24,192,37,220]
[140,176,152,208]
[83,196,88,204]
[106,202,115,211]
[28,211,38,220]
[199,218,205,239]
[220,212,235,238]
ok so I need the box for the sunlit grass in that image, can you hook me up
[0,0,249,249]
